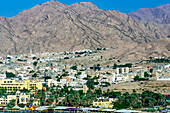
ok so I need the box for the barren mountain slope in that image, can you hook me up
[119,38,170,62]
[128,4,170,30]
[0,1,169,61]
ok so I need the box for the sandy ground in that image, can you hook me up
[101,80,170,94]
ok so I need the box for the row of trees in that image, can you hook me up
[35,86,169,109]
[62,89,96,107]
[35,87,97,107]
[114,90,168,109]
[3,85,169,109]
[148,57,169,63]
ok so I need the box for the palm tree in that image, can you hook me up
[50,88,55,94]
[86,78,95,89]
[35,90,46,105]
[71,98,79,107]
[80,96,87,107]
[45,85,50,92]
[7,99,16,107]
[127,94,138,107]
[62,96,68,106]
[30,99,34,106]
[40,99,45,106]
[68,94,74,105]
[149,98,156,107]
[107,89,110,97]
[86,93,92,106]
[48,95,54,106]
[134,101,142,108]
[54,95,58,105]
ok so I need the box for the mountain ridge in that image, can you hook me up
[128,4,170,30]
[0,1,169,61]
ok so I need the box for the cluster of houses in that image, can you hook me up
[0,49,169,108]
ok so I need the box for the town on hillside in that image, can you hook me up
[0,49,169,112]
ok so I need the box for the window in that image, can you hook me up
[124,68,126,73]
[119,68,122,74]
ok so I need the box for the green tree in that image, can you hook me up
[48,95,54,105]
[45,85,50,91]
[30,99,34,105]
[134,101,142,108]
[33,61,38,67]
[62,96,68,106]
[55,95,58,105]
[71,66,77,70]
[134,75,140,81]
[94,88,102,96]
[7,99,16,108]
[80,96,87,107]
[6,72,15,78]
[35,90,46,106]
[20,87,30,93]
[114,96,130,109]
[78,90,84,96]
[113,63,118,69]
[40,99,45,106]
[86,78,95,89]
[133,89,136,93]
[150,69,153,73]
[32,73,37,77]
[18,103,25,108]
[144,72,149,77]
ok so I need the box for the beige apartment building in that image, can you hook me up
[0,80,43,92]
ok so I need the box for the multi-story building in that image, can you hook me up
[7,95,17,104]
[0,80,43,92]
[72,85,88,93]
[1,91,31,105]
[116,67,129,75]
[93,97,113,108]
[0,96,7,106]
[16,91,30,104]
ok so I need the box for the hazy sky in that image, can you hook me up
[0,0,169,17]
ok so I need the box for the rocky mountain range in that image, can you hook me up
[0,1,169,61]
[128,4,170,30]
